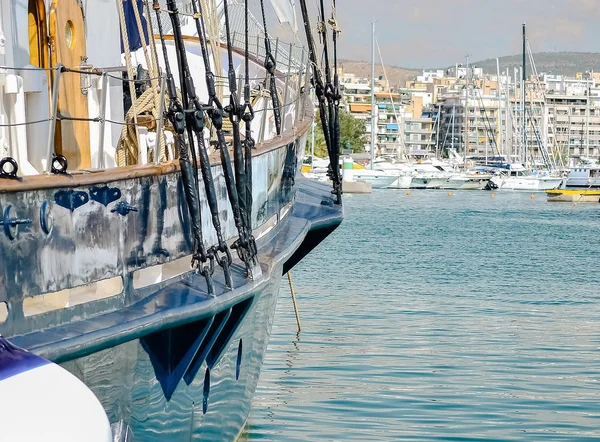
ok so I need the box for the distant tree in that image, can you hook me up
[312,109,366,158]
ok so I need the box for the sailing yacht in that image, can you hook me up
[0,0,343,440]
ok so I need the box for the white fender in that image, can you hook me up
[0,338,112,442]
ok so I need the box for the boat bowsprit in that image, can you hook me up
[0,0,343,439]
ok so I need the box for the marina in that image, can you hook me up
[1,0,600,440]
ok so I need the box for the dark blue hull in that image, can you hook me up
[1,172,341,441]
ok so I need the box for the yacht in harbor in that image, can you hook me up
[0,0,343,440]
[352,168,399,189]
[564,163,600,188]
[491,164,564,191]
[441,173,495,190]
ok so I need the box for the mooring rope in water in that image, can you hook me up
[287,271,302,333]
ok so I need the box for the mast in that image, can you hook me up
[522,23,527,167]
[435,103,441,158]
[451,104,455,154]
[370,21,375,170]
[496,58,503,157]
[506,70,512,162]
[464,55,469,169]
[586,75,590,158]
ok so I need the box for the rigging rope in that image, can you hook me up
[258,0,282,136]
[203,0,225,103]
[116,0,141,165]
[375,38,407,157]
[242,0,256,244]
[328,0,342,203]
[143,0,166,161]
[223,0,257,271]
[192,0,255,277]
[153,0,217,294]
[299,0,339,204]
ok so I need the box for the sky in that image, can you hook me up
[261,0,600,68]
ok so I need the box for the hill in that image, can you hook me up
[341,53,600,84]
[470,52,600,77]
[339,59,419,88]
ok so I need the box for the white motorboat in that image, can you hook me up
[491,164,564,191]
[441,173,494,190]
[565,164,600,188]
[365,159,413,189]
[352,170,398,189]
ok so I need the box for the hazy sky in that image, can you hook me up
[266,0,600,68]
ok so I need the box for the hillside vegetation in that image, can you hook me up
[340,53,600,83]
[471,52,600,76]
[339,59,418,87]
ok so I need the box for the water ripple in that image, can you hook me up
[243,191,600,441]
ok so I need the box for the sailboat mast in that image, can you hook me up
[452,104,456,154]
[522,23,527,167]
[496,58,503,157]
[435,103,441,158]
[586,77,590,158]
[464,55,469,169]
[370,21,375,170]
[506,70,512,162]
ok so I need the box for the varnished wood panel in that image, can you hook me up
[49,0,91,169]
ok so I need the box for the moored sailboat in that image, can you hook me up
[0,0,343,440]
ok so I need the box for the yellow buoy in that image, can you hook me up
[406,191,411,196]
[491,193,495,198]
[531,193,535,199]
[447,192,453,197]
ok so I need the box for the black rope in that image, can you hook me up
[299,0,337,203]
[242,0,256,250]
[258,0,282,136]
[165,0,235,289]
[223,0,257,267]
[329,0,342,204]
[153,0,216,294]
[192,0,255,276]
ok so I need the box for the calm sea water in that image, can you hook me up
[242,190,600,441]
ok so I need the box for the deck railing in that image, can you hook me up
[0,3,310,175]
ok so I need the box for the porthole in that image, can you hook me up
[65,20,75,49]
